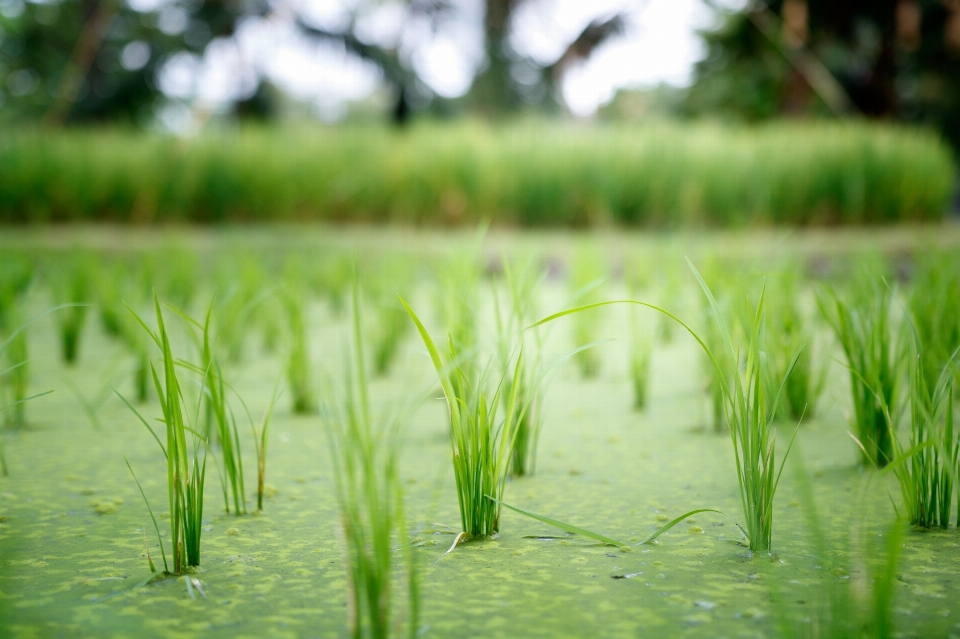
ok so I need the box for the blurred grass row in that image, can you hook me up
[0,121,954,226]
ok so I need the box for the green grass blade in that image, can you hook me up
[491,497,627,547]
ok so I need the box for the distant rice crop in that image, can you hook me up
[0,121,952,227]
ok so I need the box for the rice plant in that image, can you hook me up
[366,258,415,376]
[1,301,29,430]
[531,260,802,553]
[908,253,960,394]
[121,295,207,574]
[819,276,903,467]
[199,305,246,515]
[401,298,526,540]
[885,345,957,529]
[324,285,420,638]
[434,252,481,382]
[252,382,280,513]
[701,297,730,433]
[282,285,317,414]
[629,310,652,411]
[568,247,605,379]
[51,256,90,365]
[773,456,905,639]
[495,258,546,477]
[765,278,826,422]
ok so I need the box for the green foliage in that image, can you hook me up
[495,258,546,477]
[50,255,90,365]
[324,287,420,639]
[887,349,957,529]
[629,310,652,412]
[122,296,207,574]
[819,276,903,467]
[282,285,316,415]
[773,458,905,639]
[532,261,801,553]
[402,296,525,540]
[569,247,606,379]
[765,274,825,422]
[0,123,952,226]
[366,258,415,376]
[908,254,960,394]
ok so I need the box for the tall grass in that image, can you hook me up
[0,287,31,429]
[0,122,952,226]
[122,296,207,574]
[819,277,903,467]
[324,286,419,638]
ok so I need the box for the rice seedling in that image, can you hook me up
[50,255,91,365]
[1,303,30,430]
[819,276,903,467]
[401,298,525,540]
[252,382,280,513]
[701,296,730,433]
[97,259,129,340]
[323,285,420,638]
[366,258,415,376]
[629,309,652,411]
[121,295,207,574]
[494,258,546,477]
[434,251,481,381]
[198,304,246,515]
[772,454,905,639]
[282,284,317,415]
[908,253,960,394]
[765,276,826,422]
[568,247,606,379]
[531,260,802,553]
[883,342,958,529]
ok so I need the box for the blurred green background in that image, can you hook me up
[1,0,958,226]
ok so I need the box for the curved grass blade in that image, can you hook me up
[490,497,627,547]
[124,457,169,573]
[634,508,742,545]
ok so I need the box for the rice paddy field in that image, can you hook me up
[3,224,960,638]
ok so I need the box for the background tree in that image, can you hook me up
[686,0,960,150]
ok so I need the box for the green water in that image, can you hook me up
[3,241,960,638]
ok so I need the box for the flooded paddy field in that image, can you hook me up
[2,226,960,638]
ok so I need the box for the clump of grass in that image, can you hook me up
[629,310,652,411]
[886,346,957,529]
[532,260,802,553]
[495,258,546,477]
[367,258,415,376]
[701,297,730,433]
[401,298,526,540]
[121,296,207,574]
[908,253,960,393]
[252,383,280,513]
[1,297,30,430]
[198,305,246,515]
[50,256,91,365]
[765,276,826,422]
[773,455,905,639]
[819,276,903,467]
[282,284,317,415]
[323,285,420,638]
[568,247,606,379]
